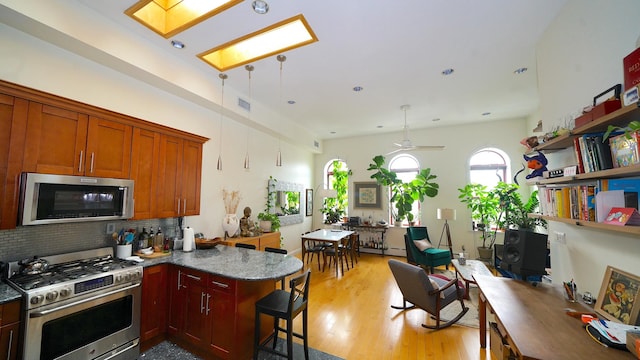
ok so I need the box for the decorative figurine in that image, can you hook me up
[240,206,260,237]
[524,151,548,179]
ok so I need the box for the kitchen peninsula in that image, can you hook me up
[140,245,303,360]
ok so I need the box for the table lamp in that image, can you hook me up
[437,208,456,258]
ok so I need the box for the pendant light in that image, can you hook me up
[217,73,228,171]
[276,54,286,167]
[244,64,254,170]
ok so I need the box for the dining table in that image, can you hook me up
[301,229,354,277]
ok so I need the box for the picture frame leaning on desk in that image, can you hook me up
[594,266,640,326]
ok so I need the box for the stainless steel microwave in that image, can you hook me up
[19,173,134,226]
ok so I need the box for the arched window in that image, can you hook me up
[321,159,349,223]
[389,154,420,225]
[469,148,510,188]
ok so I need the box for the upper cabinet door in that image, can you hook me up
[181,140,202,216]
[23,102,88,175]
[0,94,28,230]
[157,134,184,218]
[130,128,160,220]
[85,116,132,178]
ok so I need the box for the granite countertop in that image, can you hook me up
[139,245,303,281]
[0,282,21,304]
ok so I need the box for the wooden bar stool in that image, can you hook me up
[253,270,311,360]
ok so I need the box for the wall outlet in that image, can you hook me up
[555,231,566,244]
[106,223,116,235]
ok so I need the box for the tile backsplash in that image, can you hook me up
[0,218,179,263]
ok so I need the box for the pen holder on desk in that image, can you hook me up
[564,281,577,303]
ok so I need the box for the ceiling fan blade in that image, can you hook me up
[385,148,403,155]
[414,145,445,150]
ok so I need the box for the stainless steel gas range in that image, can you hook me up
[6,247,143,360]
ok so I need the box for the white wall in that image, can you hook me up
[533,0,640,293]
[0,22,314,252]
[317,118,530,258]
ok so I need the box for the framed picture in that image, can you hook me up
[354,182,381,209]
[305,189,313,216]
[594,266,640,325]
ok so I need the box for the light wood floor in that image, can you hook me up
[290,252,494,360]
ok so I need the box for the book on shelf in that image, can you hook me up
[603,207,640,226]
[537,183,597,221]
[574,132,618,173]
[595,190,625,223]
[609,130,640,168]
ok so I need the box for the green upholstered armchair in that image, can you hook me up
[405,226,451,273]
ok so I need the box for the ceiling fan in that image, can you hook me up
[386,105,445,155]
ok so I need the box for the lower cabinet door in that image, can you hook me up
[141,264,168,343]
[208,289,234,359]
[182,270,208,346]
[0,322,20,360]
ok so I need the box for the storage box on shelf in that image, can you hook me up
[530,103,640,236]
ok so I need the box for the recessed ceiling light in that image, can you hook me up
[287,100,296,104]
[171,40,185,49]
[432,118,441,122]
[252,0,269,14]
[514,67,528,74]
[441,68,454,76]
[198,14,318,71]
[377,125,383,128]
[125,0,243,38]
[353,86,363,92]
[482,112,491,116]
[330,131,336,134]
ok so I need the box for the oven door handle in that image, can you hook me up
[29,283,141,318]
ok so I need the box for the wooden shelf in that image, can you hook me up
[528,213,640,235]
[534,103,640,152]
[530,164,640,185]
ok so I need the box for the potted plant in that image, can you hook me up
[458,182,547,260]
[458,183,501,260]
[319,160,351,224]
[367,155,439,225]
[491,182,547,231]
[258,177,281,232]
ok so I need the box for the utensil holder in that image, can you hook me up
[116,244,132,259]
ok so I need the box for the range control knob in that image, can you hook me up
[59,288,71,297]
[30,295,44,305]
[46,291,59,301]
[124,273,132,282]
[115,274,123,282]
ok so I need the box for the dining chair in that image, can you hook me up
[265,247,288,289]
[323,235,350,274]
[236,243,257,249]
[302,233,324,271]
[253,270,311,360]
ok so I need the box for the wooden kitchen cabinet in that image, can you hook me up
[157,134,202,218]
[0,93,28,230]
[182,268,209,347]
[222,232,281,251]
[0,300,22,360]
[167,265,185,337]
[23,101,132,178]
[167,266,273,360]
[141,264,168,348]
[130,128,160,220]
[207,275,234,359]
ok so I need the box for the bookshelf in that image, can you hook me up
[529,103,640,236]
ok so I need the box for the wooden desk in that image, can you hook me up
[301,229,353,277]
[475,275,634,359]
